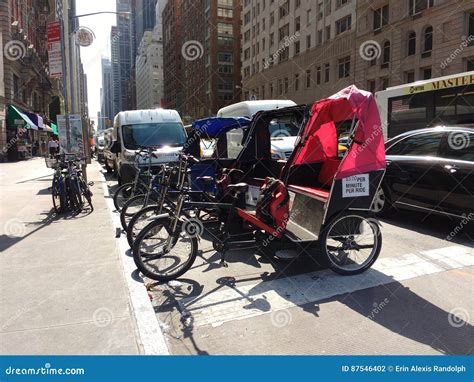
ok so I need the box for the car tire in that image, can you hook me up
[372,183,395,217]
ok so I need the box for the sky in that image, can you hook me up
[75,0,117,127]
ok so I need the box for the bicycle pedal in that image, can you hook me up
[115,227,121,238]
[220,261,228,268]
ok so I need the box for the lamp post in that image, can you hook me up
[56,0,131,179]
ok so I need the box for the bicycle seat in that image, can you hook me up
[197,176,214,186]
[227,183,249,194]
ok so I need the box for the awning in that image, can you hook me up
[43,124,54,133]
[7,105,38,130]
[25,112,43,130]
[51,123,58,135]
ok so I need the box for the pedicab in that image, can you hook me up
[132,85,386,281]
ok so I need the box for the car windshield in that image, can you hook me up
[122,122,186,150]
[268,120,300,138]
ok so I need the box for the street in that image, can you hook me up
[103,164,474,355]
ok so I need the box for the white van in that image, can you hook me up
[217,100,298,159]
[111,109,186,184]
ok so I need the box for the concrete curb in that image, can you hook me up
[97,162,170,355]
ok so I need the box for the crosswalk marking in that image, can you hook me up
[179,246,474,328]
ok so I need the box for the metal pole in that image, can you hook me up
[58,0,71,152]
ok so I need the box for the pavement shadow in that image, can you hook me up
[380,209,474,247]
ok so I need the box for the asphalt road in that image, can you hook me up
[104,167,474,356]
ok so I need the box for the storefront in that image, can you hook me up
[6,105,39,161]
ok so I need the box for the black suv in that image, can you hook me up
[373,127,473,219]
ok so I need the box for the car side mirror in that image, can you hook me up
[110,140,121,154]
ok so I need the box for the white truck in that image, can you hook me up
[110,109,187,184]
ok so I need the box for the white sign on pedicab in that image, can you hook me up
[342,174,370,198]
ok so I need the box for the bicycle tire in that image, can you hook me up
[120,193,159,231]
[132,217,198,282]
[126,204,165,247]
[113,182,147,212]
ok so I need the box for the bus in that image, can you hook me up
[376,71,474,138]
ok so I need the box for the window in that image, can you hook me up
[387,132,443,157]
[244,12,251,25]
[469,13,474,43]
[368,80,376,94]
[409,0,434,15]
[381,77,389,90]
[218,52,233,63]
[442,132,474,161]
[306,69,312,88]
[279,1,289,18]
[294,41,300,55]
[295,73,300,91]
[407,31,416,56]
[306,34,311,49]
[337,0,348,7]
[336,15,352,35]
[279,23,289,41]
[324,63,330,82]
[422,67,432,80]
[423,26,433,53]
[284,77,289,93]
[467,58,474,71]
[325,25,331,41]
[295,16,301,32]
[405,71,415,83]
[338,56,350,78]
[217,23,233,36]
[373,5,389,30]
[382,41,390,65]
[316,66,321,85]
[218,8,233,18]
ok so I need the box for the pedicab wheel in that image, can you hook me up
[319,213,382,275]
[132,217,198,282]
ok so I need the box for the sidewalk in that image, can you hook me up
[0,158,141,355]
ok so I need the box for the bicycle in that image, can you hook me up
[113,148,156,212]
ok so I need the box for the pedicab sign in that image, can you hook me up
[342,174,370,198]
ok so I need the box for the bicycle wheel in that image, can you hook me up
[132,217,198,281]
[120,193,157,231]
[80,178,94,211]
[113,183,146,212]
[127,204,168,246]
[69,178,83,212]
[52,176,62,214]
[319,213,382,276]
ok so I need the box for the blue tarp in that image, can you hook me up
[191,117,251,137]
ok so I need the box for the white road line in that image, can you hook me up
[98,163,170,355]
[180,246,474,328]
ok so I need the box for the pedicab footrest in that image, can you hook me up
[236,208,284,238]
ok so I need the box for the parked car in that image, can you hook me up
[373,127,474,219]
[103,127,116,173]
[110,109,187,184]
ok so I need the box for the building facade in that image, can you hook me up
[110,26,121,116]
[117,0,135,111]
[0,0,59,161]
[163,0,242,120]
[241,0,474,104]
[100,58,114,130]
[163,0,184,114]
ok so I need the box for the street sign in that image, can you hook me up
[75,27,95,47]
[47,21,62,78]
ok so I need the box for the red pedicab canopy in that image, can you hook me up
[292,85,386,180]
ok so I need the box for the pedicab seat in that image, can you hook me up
[287,184,330,202]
